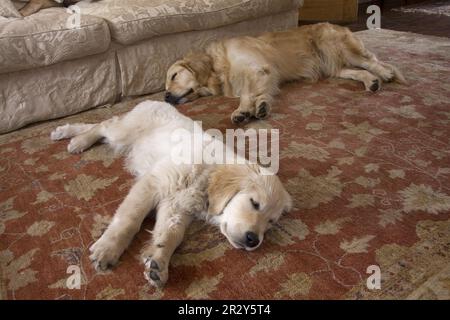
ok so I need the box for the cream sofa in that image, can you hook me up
[0,0,303,133]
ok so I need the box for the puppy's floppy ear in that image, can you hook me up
[181,52,213,85]
[207,165,248,216]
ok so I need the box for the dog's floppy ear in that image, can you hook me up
[207,165,248,216]
[181,52,213,85]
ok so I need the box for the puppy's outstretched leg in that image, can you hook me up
[90,173,161,271]
[51,116,125,154]
[51,122,102,153]
[50,123,96,141]
[142,200,193,287]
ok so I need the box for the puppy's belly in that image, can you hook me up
[127,131,175,176]
[126,126,202,177]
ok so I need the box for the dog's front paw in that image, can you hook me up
[89,237,122,271]
[255,102,270,119]
[143,256,169,288]
[231,110,251,124]
[379,67,395,82]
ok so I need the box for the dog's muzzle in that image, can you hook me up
[165,89,194,105]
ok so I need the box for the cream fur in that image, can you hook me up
[50,100,291,287]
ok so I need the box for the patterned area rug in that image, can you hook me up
[1,29,450,300]
[392,1,450,17]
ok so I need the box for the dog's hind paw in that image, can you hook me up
[67,135,92,154]
[231,110,251,124]
[143,256,169,288]
[255,102,270,119]
[50,124,72,141]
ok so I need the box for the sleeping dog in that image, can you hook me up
[165,23,406,124]
[50,100,292,287]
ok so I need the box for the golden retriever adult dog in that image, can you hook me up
[50,100,292,287]
[165,23,406,124]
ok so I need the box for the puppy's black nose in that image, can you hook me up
[245,232,259,248]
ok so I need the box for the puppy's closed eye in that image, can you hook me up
[171,73,177,81]
[250,198,260,210]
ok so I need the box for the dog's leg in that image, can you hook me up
[338,68,381,92]
[253,67,278,120]
[356,55,398,83]
[343,36,406,84]
[50,123,96,141]
[51,122,101,153]
[65,123,103,154]
[52,116,127,154]
[19,0,61,16]
[254,94,274,120]
[231,76,255,124]
[142,201,194,287]
[231,67,278,124]
[89,174,161,271]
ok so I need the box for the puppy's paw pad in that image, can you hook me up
[231,111,251,124]
[144,257,168,288]
[255,102,270,119]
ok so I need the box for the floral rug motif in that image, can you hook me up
[1,29,450,299]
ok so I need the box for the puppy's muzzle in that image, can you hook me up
[244,231,260,248]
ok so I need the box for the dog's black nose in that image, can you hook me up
[164,92,171,102]
[245,232,259,248]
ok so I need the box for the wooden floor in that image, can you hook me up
[346,0,450,37]
[300,0,450,38]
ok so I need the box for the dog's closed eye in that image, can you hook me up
[171,73,177,81]
[250,198,260,210]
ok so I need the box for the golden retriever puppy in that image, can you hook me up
[50,100,292,287]
[165,23,406,124]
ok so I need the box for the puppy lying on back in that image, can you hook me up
[165,23,406,124]
[50,100,292,287]
[18,0,97,16]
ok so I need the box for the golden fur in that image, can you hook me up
[165,23,406,124]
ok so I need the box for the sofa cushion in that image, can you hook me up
[77,0,303,45]
[0,0,22,18]
[0,8,111,74]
